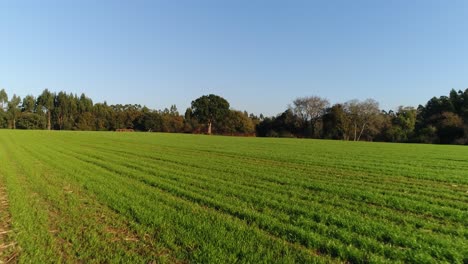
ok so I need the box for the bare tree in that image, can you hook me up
[344,99,380,141]
[292,96,330,137]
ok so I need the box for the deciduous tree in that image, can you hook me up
[344,99,380,141]
[292,96,330,137]
[191,94,230,134]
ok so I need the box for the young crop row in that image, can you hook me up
[0,131,467,263]
[69,136,467,226]
[73,134,468,205]
[4,132,324,263]
[52,141,464,262]
[0,136,177,263]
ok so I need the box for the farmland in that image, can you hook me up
[0,130,467,263]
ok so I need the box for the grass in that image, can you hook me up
[0,130,467,263]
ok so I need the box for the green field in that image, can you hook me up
[0,130,467,263]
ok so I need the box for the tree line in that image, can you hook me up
[257,89,468,144]
[0,89,258,135]
[0,88,467,144]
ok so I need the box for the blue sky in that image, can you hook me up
[1,0,468,116]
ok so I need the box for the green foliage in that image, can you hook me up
[0,88,8,110]
[7,94,21,129]
[322,104,349,140]
[2,87,468,144]
[21,95,36,112]
[415,89,468,144]
[0,131,467,263]
[191,94,230,134]
[0,110,7,128]
[259,88,468,144]
[75,112,95,130]
[219,110,255,135]
[256,109,301,137]
[37,89,55,130]
[16,113,47,130]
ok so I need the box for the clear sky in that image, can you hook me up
[1,0,468,116]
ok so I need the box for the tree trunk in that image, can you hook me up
[47,111,51,130]
[310,119,316,138]
[13,118,15,129]
[207,121,212,135]
[357,123,366,141]
[353,123,358,141]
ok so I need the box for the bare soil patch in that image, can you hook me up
[0,184,19,264]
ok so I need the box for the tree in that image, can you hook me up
[93,102,112,130]
[344,99,380,141]
[323,104,352,140]
[291,96,330,137]
[54,91,78,130]
[159,105,184,133]
[183,108,195,133]
[256,109,301,138]
[76,112,95,130]
[386,106,417,142]
[137,110,162,132]
[0,89,8,111]
[431,112,464,144]
[415,90,468,144]
[78,93,93,114]
[420,96,454,120]
[394,106,417,132]
[191,94,230,134]
[115,104,143,129]
[37,89,55,130]
[7,95,21,129]
[16,113,47,130]
[0,111,7,128]
[219,110,255,135]
[22,95,36,113]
